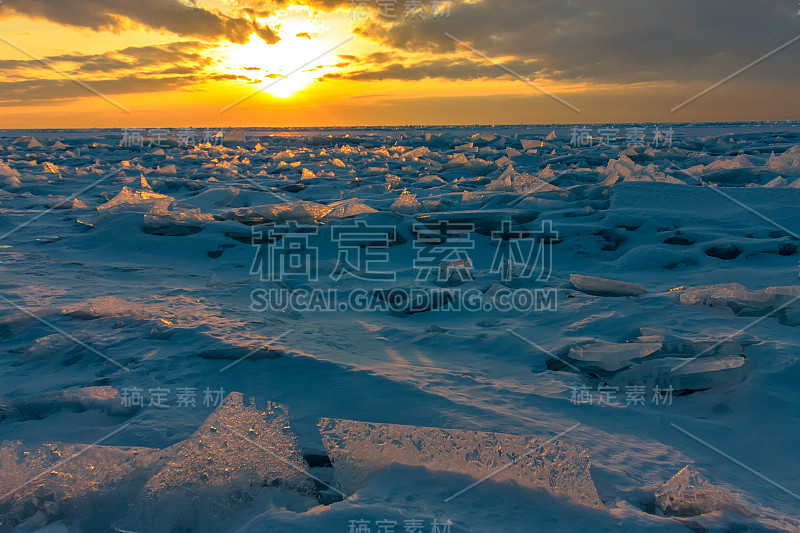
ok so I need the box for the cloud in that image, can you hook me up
[324,57,535,81]
[0,76,196,105]
[339,0,800,85]
[0,41,227,105]
[0,0,279,44]
[0,41,217,79]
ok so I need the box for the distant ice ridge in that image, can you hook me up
[318,418,602,508]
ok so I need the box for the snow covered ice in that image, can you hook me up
[1,124,800,532]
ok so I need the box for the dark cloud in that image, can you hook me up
[0,41,224,105]
[0,75,196,105]
[230,0,274,19]
[0,55,258,106]
[346,0,800,84]
[323,57,534,81]
[363,51,402,64]
[0,41,216,78]
[208,73,254,81]
[161,65,200,75]
[0,0,279,44]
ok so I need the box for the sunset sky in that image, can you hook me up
[0,0,798,128]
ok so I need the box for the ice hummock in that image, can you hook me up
[0,439,162,531]
[602,155,683,184]
[521,138,543,150]
[98,186,173,213]
[655,465,752,517]
[142,207,213,236]
[487,166,563,194]
[767,143,800,174]
[95,186,214,234]
[323,198,378,220]
[0,393,317,532]
[0,160,20,178]
[117,392,315,532]
[17,331,90,361]
[390,189,423,214]
[318,418,602,508]
[12,135,44,149]
[226,200,333,225]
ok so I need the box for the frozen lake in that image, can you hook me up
[1,123,799,532]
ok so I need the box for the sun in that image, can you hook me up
[219,7,350,99]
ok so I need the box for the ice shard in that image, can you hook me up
[318,418,602,508]
[655,465,752,517]
[0,439,161,530]
[118,393,315,531]
[570,274,647,297]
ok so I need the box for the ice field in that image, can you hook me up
[1,122,799,532]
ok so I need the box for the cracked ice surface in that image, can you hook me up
[319,418,602,508]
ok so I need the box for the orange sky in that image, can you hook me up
[0,0,798,128]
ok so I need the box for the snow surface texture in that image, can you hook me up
[319,418,602,508]
[1,124,800,532]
